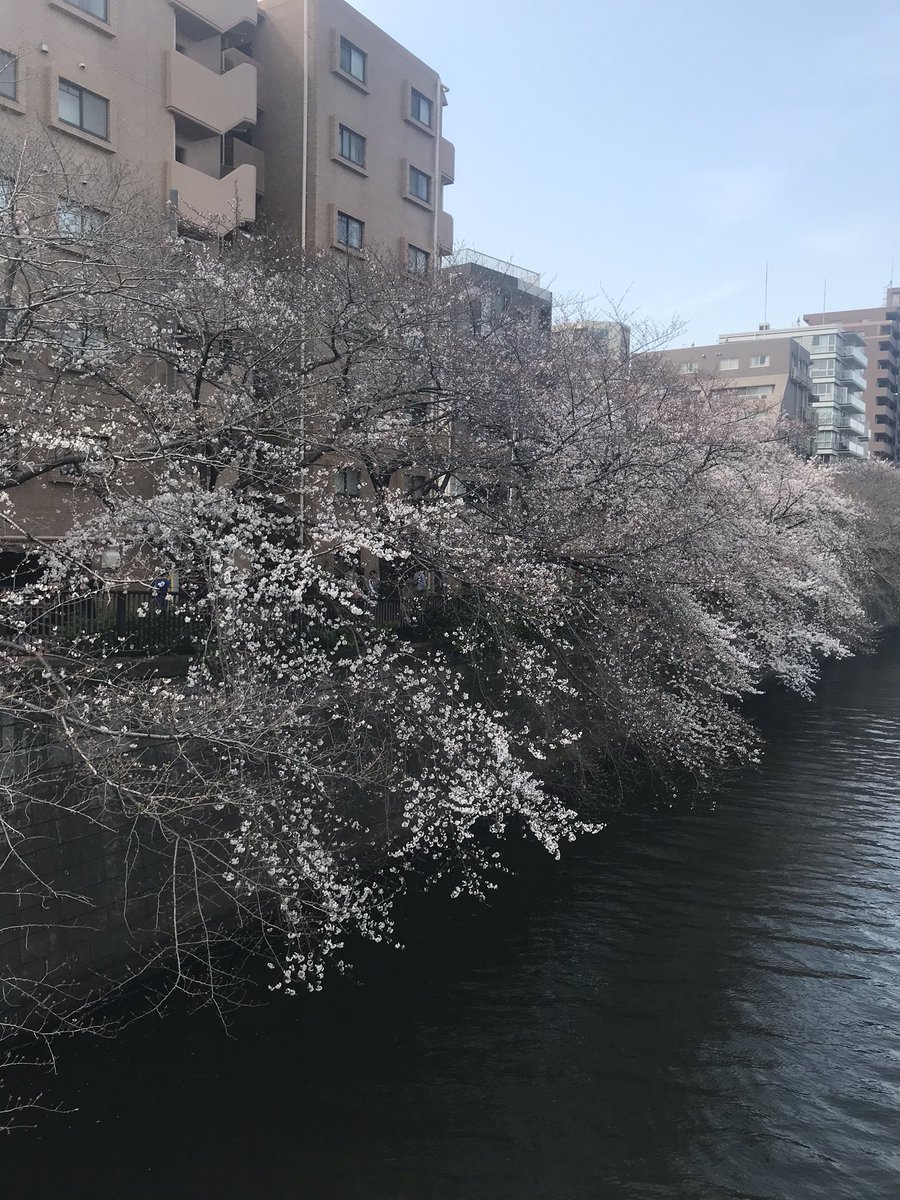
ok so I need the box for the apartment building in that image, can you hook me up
[663,335,812,425]
[718,325,869,461]
[664,324,869,462]
[255,0,454,265]
[803,289,900,462]
[0,0,262,234]
[0,0,453,255]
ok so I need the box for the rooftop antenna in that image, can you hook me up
[763,261,768,327]
[821,278,827,325]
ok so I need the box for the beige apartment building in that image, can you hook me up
[0,0,454,255]
[804,289,900,463]
[665,323,870,462]
[664,334,814,425]
[0,0,454,575]
[256,0,454,265]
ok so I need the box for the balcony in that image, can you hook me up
[847,438,866,458]
[839,341,867,369]
[172,0,257,35]
[167,51,257,137]
[437,209,454,255]
[837,367,867,392]
[223,47,266,110]
[168,160,256,235]
[226,138,265,193]
[439,137,455,185]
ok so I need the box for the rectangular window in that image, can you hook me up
[406,474,427,498]
[57,199,106,238]
[0,49,17,101]
[58,323,106,355]
[334,468,361,497]
[407,245,430,275]
[679,361,698,374]
[410,88,433,128]
[338,125,366,168]
[67,0,109,18]
[718,357,739,371]
[812,333,836,350]
[749,354,770,368]
[58,79,109,140]
[339,37,366,83]
[336,211,363,250]
[409,166,432,204]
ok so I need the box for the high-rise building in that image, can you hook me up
[0,0,454,255]
[803,290,900,462]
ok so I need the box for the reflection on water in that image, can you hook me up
[7,642,900,1199]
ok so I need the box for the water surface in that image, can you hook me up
[7,642,900,1199]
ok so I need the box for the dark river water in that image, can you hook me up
[7,641,900,1199]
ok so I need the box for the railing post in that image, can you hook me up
[115,592,127,638]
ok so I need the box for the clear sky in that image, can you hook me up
[346,0,899,346]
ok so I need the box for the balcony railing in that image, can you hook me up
[167,50,257,136]
[839,342,867,369]
[168,160,256,234]
[223,46,266,110]
[837,367,867,392]
[225,138,265,194]
[439,137,455,185]
[437,209,454,255]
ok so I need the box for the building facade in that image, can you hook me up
[0,0,262,234]
[255,0,454,264]
[448,249,552,334]
[664,334,813,426]
[665,324,869,462]
[804,290,900,462]
[719,326,868,461]
[0,0,453,255]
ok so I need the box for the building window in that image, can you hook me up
[57,199,107,238]
[407,245,430,275]
[749,354,770,368]
[334,468,361,497]
[679,361,699,374]
[410,88,433,128]
[66,0,110,18]
[812,334,836,351]
[58,79,109,140]
[406,474,427,499]
[339,37,366,84]
[0,50,17,102]
[338,125,366,168]
[336,211,363,250]
[408,166,432,204]
[718,358,739,371]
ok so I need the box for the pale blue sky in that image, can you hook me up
[349,0,899,345]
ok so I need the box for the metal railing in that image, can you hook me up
[3,590,461,655]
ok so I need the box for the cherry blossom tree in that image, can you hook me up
[0,143,890,1113]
